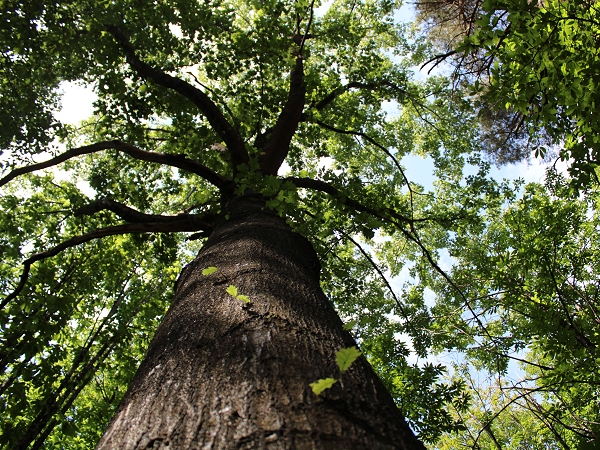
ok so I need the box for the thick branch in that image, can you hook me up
[106,25,248,168]
[74,199,204,224]
[2,219,212,307]
[0,140,227,189]
[260,57,305,175]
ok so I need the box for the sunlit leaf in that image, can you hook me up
[336,346,361,373]
[236,294,250,303]
[202,266,218,276]
[226,285,238,297]
[309,378,337,395]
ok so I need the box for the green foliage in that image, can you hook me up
[5,0,594,447]
[466,0,600,187]
[310,346,362,395]
[225,285,238,297]
[427,170,600,446]
[226,285,250,303]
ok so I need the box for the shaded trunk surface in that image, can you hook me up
[97,197,425,449]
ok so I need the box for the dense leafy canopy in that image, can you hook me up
[417,0,600,187]
[1,0,599,448]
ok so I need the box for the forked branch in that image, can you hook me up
[106,25,248,168]
[0,140,227,189]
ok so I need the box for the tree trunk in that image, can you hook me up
[97,196,425,449]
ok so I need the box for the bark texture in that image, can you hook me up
[97,196,425,449]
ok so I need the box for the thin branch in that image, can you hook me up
[0,140,227,189]
[298,0,317,54]
[286,176,414,225]
[343,232,421,338]
[313,119,418,212]
[2,219,212,307]
[186,71,241,132]
[543,256,596,350]
[400,221,503,375]
[419,50,458,74]
[313,81,407,111]
[106,25,248,168]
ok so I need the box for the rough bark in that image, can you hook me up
[97,196,425,449]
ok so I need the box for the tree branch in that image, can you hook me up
[259,56,305,175]
[0,140,228,189]
[312,81,407,111]
[286,176,416,225]
[2,219,212,307]
[419,50,458,74]
[341,231,422,339]
[74,199,211,224]
[105,25,248,168]
[314,119,413,185]
[298,0,316,54]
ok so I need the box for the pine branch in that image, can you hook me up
[2,219,212,307]
[0,140,227,189]
[106,25,249,168]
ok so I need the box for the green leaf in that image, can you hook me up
[202,266,218,276]
[309,378,337,395]
[236,294,250,303]
[336,346,361,373]
[342,320,357,331]
[226,285,238,297]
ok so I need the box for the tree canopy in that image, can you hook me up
[416,0,600,187]
[1,0,599,448]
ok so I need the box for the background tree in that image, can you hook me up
[419,170,600,448]
[0,0,488,448]
[415,0,600,186]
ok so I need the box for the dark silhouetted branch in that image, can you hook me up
[259,56,305,175]
[0,140,227,189]
[420,50,458,74]
[106,25,248,168]
[2,219,212,307]
[286,177,416,224]
[74,199,204,224]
